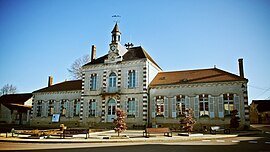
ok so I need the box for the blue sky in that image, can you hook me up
[0,0,269,104]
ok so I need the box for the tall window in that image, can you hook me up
[89,99,96,117]
[223,93,234,115]
[156,96,164,116]
[74,99,80,116]
[127,98,136,116]
[108,72,117,92]
[61,100,67,116]
[90,74,97,91]
[176,95,186,116]
[199,94,209,116]
[36,101,42,117]
[41,101,48,117]
[48,100,54,116]
[128,70,136,88]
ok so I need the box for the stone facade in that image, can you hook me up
[80,23,161,128]
[30,80,81,128]
[30,23,249,130]
[150,80,249,130]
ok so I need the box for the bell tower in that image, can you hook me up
[105,22,127,64]
[111,23,121,44]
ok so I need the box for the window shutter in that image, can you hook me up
[84,101,89,118]
[234,95,240,117]
[185,96,190,109]
[164,97,168,118]
[172,97,176,118]
[69,101,74,118]
[65,102,69,117]
[218,96,224,118]
[124,100,128,112]
[135,99,139,117]
[135,70,139,88]
[85,76,89,90]
[41,102,46,117]
[92,101,96,117]
[124,71,128,88]
[194,96,199,118]
[44,102,48,117]
[209,97,215,118]
[53,101,56,114]
[152,97,156,118]
[96,74,100,90]
[32,102,37,117]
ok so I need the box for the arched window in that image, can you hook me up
[108,72,117,92]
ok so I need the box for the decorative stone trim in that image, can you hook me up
[101,98,106,122]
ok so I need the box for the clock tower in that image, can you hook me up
[105,23,128,64]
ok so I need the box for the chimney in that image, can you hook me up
[91,45,96,62]
[238,58,244,78]
[48,76,53,87]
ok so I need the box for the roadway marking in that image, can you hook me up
[265,142,270,144]
[202,140,211,142]
[232,140,240,143]
[216,140,225,142]
[248,141,258,144]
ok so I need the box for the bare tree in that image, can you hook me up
[67,55,90,80]
[0,84,17,96]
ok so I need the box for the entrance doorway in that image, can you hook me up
[107,99,116,122]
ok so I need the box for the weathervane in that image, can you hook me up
[112,15,121,23]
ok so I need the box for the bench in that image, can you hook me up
[143,128,172,138]
[210,126,230,134]
[60,128,89,139]
[0,128,12,138]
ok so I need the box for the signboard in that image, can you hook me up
[52,114,60,123]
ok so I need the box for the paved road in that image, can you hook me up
[0,133,269,152]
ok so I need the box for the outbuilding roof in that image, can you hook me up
[150,68,248,86]
[33,80,82,93]
[0,93,32,111]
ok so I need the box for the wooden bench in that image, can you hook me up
[210,126,230,134]
[0,128,12,138]
[143,128,172,138]
[60,128,89,139]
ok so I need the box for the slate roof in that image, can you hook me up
[33,80,82,93]
[83,46,161,69]
[111,23,121,33]
[150,68,248,86]
[252,100,270,112]
[0,93,32,111]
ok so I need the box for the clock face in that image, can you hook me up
[110,45,116,51]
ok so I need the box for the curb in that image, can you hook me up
[0,131,261,144]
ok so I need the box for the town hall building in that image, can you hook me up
[30,23,249,130]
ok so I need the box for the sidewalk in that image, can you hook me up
[0,130,261,143]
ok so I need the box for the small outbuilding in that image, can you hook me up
[0,93,32,125]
